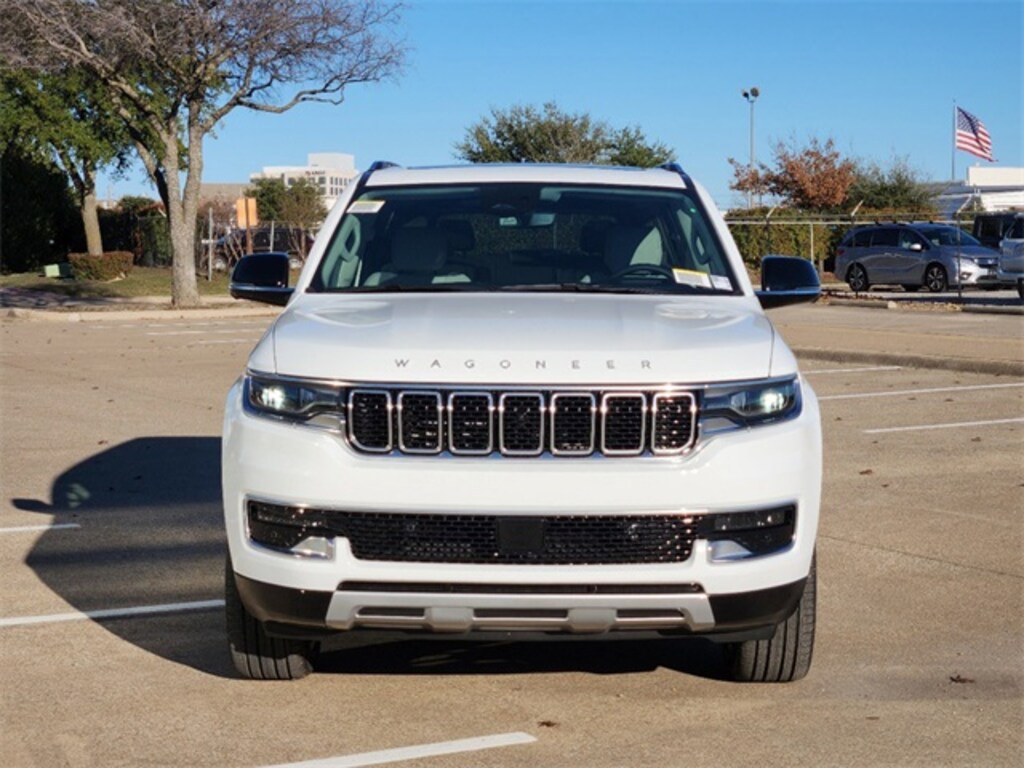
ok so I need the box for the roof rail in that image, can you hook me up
[366,161,400,172]
[657,162,693,187]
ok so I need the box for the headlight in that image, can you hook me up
[244,374,345,426]
[700,377,802,434]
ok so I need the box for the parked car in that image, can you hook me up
[223,162,823,682]
[835,223,1000,293]
[972,211,1023,251]
[216,227,315,268]
[999,243,1024,298]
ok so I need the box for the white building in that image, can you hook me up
[250,153,359,211]
[934,166,1024,216]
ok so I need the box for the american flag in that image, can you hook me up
[955,107,994,162]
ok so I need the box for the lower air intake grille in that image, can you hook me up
[332,511,699,564]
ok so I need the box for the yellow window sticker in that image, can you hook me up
[348,200,385,214]
[672,268,712,288]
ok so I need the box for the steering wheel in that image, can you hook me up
[611,264,675,281]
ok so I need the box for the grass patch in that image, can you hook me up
[0,267,232,299]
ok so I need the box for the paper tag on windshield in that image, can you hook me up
[348,200,385,214]
[710,275,732,291]
[672,268,712,289]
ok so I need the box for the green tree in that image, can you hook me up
[118,196,161,215]
[456,102,674,167]
[4,0,404,307]
[248,178,289,222]
[279,178,328,232]
[848,157,935,214]
[0,144,80,272]
[606,125,675,168]
[0,68,129,256]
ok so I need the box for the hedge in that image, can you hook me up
[68,251,135,281]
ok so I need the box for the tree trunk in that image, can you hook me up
[168,208,200,306]
[81,189,103,256]
[160,138,201,308]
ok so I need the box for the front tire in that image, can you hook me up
[225,555,316,680]
[722,555,816,683]
[924,263,948,293]
[846,264,869,292]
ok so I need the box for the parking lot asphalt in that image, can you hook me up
[0,309,1022,767]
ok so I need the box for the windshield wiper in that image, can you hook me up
[494,282,727,295]
[345,284,478,293]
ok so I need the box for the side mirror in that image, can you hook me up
[230,252,293,306]
[756,255,821,309]
[908,242,924,252]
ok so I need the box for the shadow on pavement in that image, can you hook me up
[16,436,730,682]
[15,437,232,677]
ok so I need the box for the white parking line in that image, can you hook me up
[0,523,80,534]
[0,599,224,628]
[804,365,902,375]
[819,382,1024,401]
[195,339,259,345]
[147,328,261,336]
[264,732,537,768]
[864,417,1024,435]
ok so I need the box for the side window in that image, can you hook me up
[1008,218,1024,239]
[849,228,872,247]
[871,228,898,247]
[898,229,924,250]
[318,214,366,288]
[977,217,1002,241]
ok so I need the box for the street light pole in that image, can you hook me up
[742,87,760,209]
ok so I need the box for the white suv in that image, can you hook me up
[224,162,823,682]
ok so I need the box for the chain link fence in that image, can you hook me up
[726,213,971,275]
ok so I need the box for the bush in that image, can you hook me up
[68,251,135,281]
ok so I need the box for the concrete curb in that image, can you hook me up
[824,295,1024,316]
[4,304,280,322]
[793,346,1024,378]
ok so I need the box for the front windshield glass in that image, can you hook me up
[311,184,739,295]
[918,227,982,247]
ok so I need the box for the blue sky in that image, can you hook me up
[102,0,1023,210]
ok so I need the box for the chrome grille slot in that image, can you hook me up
[349,390,392,452]
[551,393,596,455]
[343,386,697,458]
[449,393,493,454]
[652,393,696,454]
[601,393,646,455]
[398,392,443,453]
[499,393,544,456]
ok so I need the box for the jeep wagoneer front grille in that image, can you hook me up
[346,387,697,457]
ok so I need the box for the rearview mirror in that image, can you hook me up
[230,252,293,306]
[756,255,821,309]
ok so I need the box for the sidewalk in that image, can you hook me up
[0,286,278,321]
[3,286,1022,376]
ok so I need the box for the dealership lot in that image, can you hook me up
[1,312,1021,767]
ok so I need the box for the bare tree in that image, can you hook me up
[2,1,404,306]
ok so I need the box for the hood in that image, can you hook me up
[257,293,779,385]
[946,246,999,261]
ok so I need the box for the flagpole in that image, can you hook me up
[951,100,956,182]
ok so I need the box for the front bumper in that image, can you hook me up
[222,377,822,637]
[234,570,806,639]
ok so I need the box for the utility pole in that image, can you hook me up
[742,87,760,209]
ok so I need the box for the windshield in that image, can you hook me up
[917,227,982,247]
[311,183,739,295]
